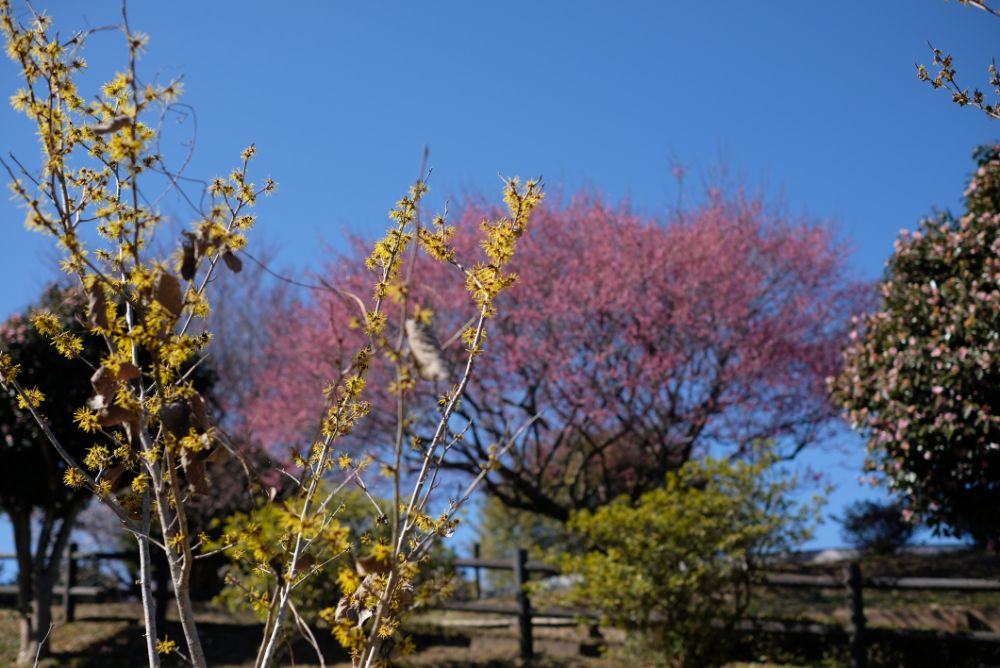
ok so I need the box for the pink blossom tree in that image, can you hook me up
[243,187,863,521]
[831,144,1000,544]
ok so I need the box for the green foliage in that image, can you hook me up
[476,495,577,591]
[840,500,915,555]
[557,452,817,668]
[477,495,572,558]
[213,484,457,630]
[212,487,376,622]
[831,144,1000,544]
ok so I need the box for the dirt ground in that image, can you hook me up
[0,602,623,668]
[2,550,1000,667]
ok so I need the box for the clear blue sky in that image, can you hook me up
[0,1,996,552]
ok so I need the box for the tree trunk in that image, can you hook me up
[12,510,37,666]
[165,542,208,667]
[17,575,54,665]
[153,473,207,668]
[12,509,55,666]
[12,503,83,666]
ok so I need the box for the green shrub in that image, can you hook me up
[557,452,818,668]
[213,487,455,627]
[840,500,915,555]
[212,487,378,623]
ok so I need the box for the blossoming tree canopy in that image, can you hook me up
[242,187,864,522]
[831,144,1000,544]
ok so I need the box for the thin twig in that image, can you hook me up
[31,622,54,668]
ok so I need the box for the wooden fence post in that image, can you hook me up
[473,543,482,600]
[845,562,867,668]
[63,542,78,622]
[513,548,533,660]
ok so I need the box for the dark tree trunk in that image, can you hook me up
[12,509,39,666]
[20,574,54,666]
[11,504,82,666]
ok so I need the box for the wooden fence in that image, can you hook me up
[448,548,568,659]
[447,546,1000,667]
[4,543,999,666]
[0,545,170,626]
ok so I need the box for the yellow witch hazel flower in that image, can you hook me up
[0,2,548,665]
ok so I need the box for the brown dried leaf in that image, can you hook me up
[153,271,183,316]
[334,595,359,625]
[126,504,143,521]
[88,366,117,409]
[181,450,209,496]
[116,363,141,381]
[92,115,130,135]
[356,554,390,576]
[189,392,210,432]
[405,318,449,381]
[222,250,242,273]
[196,227,212,256]
[103,463,125,489]
[97,404,136,427]
[204,445,230,465]
[180,239,197,281]
[85,284,109,330]
[160,401,190,438]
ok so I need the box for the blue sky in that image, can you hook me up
[0,1,996,551]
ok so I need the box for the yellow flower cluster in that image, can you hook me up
[416,214,456,262]
[467,177,543,312]
[15,386,44,409]
[0,352,20,383]
[1,4,547,664]
[155,635,176,655]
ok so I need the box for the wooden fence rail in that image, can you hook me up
[447,545,1000,666]
[4,544,1000,666]
[764,571,1000,591]
[0,546,169,627]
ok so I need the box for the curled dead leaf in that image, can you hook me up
[180,238,197,281]
[405,318,448,382]
[189,392,210,431]
[102,463,125,489]
[356,554,390,577]
[335,574,378,628]
[97,404,137,427]
[92,115,130,135]
[116,363,141,381]
[181,450,209,496]
[125,503,143,521]
[334,595,359,625]
[153,271,183,316]
[89,366,116,401]
[204,445,230,465]
[85,284,109,330]
[296,553,316,574]
[160,401,190,438]
[222,250,242,273]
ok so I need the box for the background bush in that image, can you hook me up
[555,451,818,668]
[840,499,916,555]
